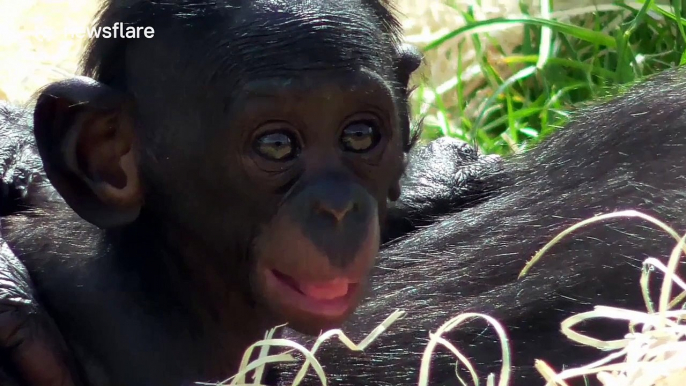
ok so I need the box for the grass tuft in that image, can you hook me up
[411,0,686,155]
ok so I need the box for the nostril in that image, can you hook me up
[314,201,355,223]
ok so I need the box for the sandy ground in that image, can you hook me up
[0,0,99,103]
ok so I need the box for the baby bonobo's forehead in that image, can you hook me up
[126,0,397,106]
[229,0,393,75]
[234,68,393,103]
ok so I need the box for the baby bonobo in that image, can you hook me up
[0,0,508,385]
[4,1,686,386]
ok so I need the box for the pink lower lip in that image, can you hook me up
[266,270,358,318]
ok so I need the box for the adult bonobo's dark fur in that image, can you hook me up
[274,67,686,385]
[0,0,506,385]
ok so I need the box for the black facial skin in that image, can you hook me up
[274,67,686,385]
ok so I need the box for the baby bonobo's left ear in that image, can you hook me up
[394,43,423,87]
[33,76,144,229]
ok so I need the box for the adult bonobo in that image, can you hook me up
[0,0,505,385]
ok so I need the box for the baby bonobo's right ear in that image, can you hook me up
[33,77,143,229]
[395,43,423,87]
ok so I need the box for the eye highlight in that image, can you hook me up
[253,131,299,161]
[340,121,381,153]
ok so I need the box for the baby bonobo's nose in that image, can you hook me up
[314,200,357,223]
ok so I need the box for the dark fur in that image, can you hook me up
[0,1,505,384]
[0,104,504,386]
[273,67,686,385]
[79,0,419,152]
[3,1,685,386]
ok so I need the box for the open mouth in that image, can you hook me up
[266,269,360,318]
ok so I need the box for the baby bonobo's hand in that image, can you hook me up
[385,137,507,242]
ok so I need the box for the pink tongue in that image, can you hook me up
[298,279,350,300]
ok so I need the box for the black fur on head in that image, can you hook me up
[80,0,423,152]
[25,0,431,339]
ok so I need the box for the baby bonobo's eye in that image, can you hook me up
[254,131,300,161]
[340,121,381,153]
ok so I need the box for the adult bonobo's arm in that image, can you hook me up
[384,137,506,242]
[1,103,80,386]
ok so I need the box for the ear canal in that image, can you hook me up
[89,147,143,218]
[33,77,143,229]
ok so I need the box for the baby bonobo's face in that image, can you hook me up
[240,69,404,333]
[117,1,411,334]
[217,5,405,333]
